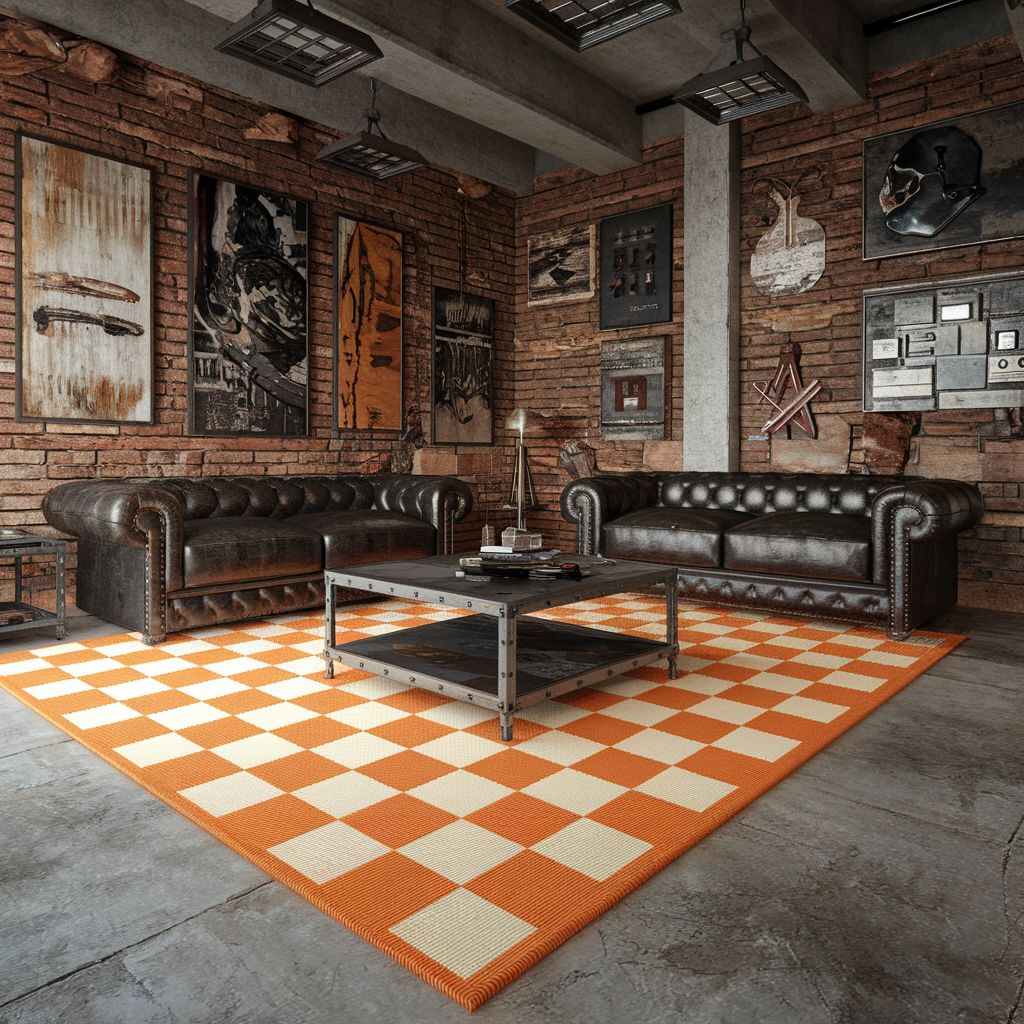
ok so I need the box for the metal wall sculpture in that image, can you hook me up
[600,336,665,439]
[753,344,821,438]
[335,215,403,432]
[188,172,308,436]
[863,102,1024,260]
[16,134,153,424]
[527,223,595,306]
[599,204,673,330]
[750,175,825,298]
[864,269,1024,412]
[432,286,494,445]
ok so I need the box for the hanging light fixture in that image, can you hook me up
[216,0,382,88]
[505,0,681,51]
[316,78,427,179]
[672,0,807,125]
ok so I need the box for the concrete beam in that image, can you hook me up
[760,0,867,112]
[319,0,642,175]
[0,0,538,194]
[683,112,740,473]
[1005,0,1024,59]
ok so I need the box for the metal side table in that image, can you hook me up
[0,529,67,640]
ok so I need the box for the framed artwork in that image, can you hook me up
[335,215,403,432]
[599,203,673,330]
[16,134,153,425]
[600,336,665,440]
[432,287,494,446]
[188,172,308,436]
[527,223,595,306]
[863,269,1024,412]
[863,101,1024,261]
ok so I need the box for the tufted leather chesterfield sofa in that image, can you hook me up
[43,474,473,645]
[561,472,983,639]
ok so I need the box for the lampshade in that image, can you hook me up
[317,132,426,179]
[673,54,808,125]
[504,0,681,51]
[216,0,382,88]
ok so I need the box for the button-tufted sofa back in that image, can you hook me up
[659,472,913,517]
[148,476,376,520]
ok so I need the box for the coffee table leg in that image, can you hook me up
[324,577,336,680]
[666,571,678,679]
[497,608,516,741]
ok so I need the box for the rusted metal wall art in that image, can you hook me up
[188,172,308,435]
[600,336,666,439]
[754,343,822,438]
[335,215,403,432]
[16,134,153,424]
[750,175,825,298]
[527,223,595,306]
[432,286,494,445]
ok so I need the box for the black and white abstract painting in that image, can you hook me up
[188,172,308,435]
[527,224,595,306]
[432,287,494,445]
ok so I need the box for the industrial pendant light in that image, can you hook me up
[505,0,681,51]
[672,0,807,125]
[316,78,427,179]
[216,0,382,88]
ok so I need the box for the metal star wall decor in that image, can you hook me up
[753,343,822,438]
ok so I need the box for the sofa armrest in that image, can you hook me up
[42,480,186,593]
[371,475,474,554]
[560,473,662,555]
[871,479,984,583]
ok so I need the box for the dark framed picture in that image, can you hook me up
[599,203,673,330]
[335,215,404,433]
[527,223,595,306]
[863,101,1024,261]
[432,287,494,446]
[188,171,308,436]
[16,133,154,425]
[600,336,666,440]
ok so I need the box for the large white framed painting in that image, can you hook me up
[16,134,153,424]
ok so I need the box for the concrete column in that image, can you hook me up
[682,111,741,472]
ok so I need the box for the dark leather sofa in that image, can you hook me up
[43,473,473,645]
[561,471,983,639]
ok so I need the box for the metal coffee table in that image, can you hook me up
[323,554,678,741]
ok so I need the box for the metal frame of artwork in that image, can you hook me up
[599,203,673,330]
[334,214,404,433]
[600,336,666,440]
[187,170,309,436]
[863,269,1024,412]
[431,286,494,446]
[15,133,154,425]
[863,101,1024,261]
[527,223,595,306]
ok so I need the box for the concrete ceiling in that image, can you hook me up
[0,0,1015,193]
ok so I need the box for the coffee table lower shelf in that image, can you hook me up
[324,614,674,736]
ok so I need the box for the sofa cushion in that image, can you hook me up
[602,507,757,567]
[182,518,322,588]
[723,512,872,583]
[287,510,436,569]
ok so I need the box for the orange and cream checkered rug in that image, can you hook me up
[0,596,963,1010]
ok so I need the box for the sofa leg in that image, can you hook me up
[142,632,168,645]
[886,628,911,641]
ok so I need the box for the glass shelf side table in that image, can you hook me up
[0,529,67,640]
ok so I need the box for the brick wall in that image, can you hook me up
[0,36,517,605]
[516,34,1024,611]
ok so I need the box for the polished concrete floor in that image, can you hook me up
[1,603,1022,1024]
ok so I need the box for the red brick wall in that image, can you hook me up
[0,41,516,605]
[515,34,1024,611]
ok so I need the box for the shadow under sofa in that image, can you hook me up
[560,471,983,640]
[42,473,473,645]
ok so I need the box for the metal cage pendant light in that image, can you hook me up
[316,78,427,179]
[672,0,807,125]
[216,0,382,87]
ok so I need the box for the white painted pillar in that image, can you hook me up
[682,111,741,472]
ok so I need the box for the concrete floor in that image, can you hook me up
[1,604,1022,1024]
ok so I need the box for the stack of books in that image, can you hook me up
[479,546,561,560]
[458,550,586,581]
